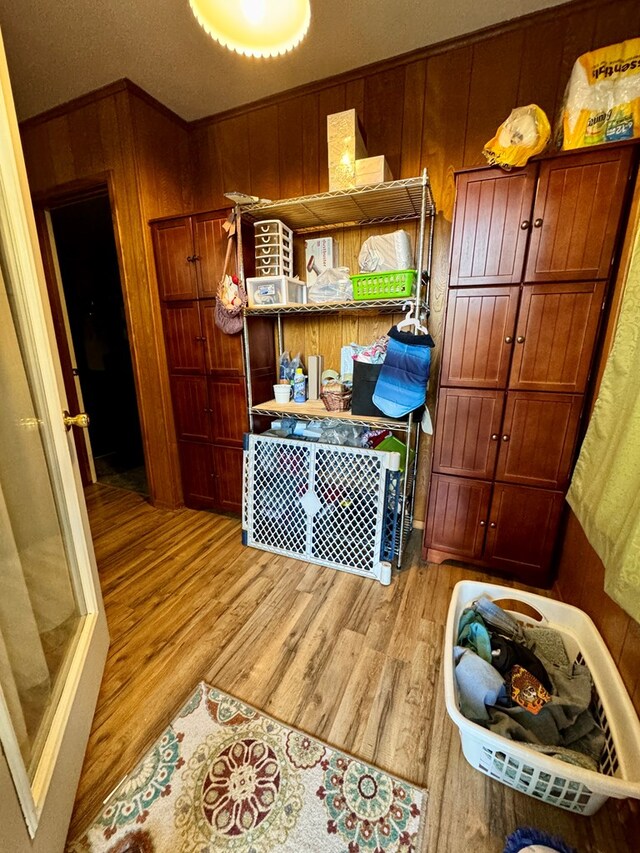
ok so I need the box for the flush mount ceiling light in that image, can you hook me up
[189,0,311,58]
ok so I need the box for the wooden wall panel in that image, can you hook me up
[20,83,190,509]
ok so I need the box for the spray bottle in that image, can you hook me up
[293,367,307,403]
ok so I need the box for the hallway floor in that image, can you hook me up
[68,484,637,852]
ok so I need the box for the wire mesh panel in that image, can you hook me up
[243,435,397,583]
[246,437,311,555]
[311,446,385,573]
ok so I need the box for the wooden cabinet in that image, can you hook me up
[425,144,637,585]
[153,209,274,514]
[152,218,198,300]
[450,166,536,286]
[440,287,519,388]
[510,282,606,392]
[163,302,205,374]
[172,376,212,442]
[484,485,565,584]
[495,392,582,489]
[525,148,633,282]
[426,475,491,561]
[153,212,239,300]
[433,388,503,479]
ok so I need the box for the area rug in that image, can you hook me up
[67,682,427,853]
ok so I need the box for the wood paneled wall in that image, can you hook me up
[20,81,192,508]
[189,0,640,524]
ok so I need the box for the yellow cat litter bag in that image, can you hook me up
[483,105,551,169]
[562,38,640,149]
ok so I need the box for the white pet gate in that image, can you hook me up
[242,434,402,584]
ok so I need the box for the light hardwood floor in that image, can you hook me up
[68,484,637,851]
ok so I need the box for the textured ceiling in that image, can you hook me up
[0,0,572,122]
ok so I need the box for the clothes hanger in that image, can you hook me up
[396,300,430,335]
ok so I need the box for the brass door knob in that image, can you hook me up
[491,434,499,441]
[516,335,525,343]
[520,220,530,230]
[504,336,513,344]
[479,520,486,526]
[489,521,497,528]
[502,434,510,441]
[63,411,90,431]
[534,218,543,228]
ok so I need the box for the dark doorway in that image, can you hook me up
[49,192,148,495]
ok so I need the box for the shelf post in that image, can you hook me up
[237,203,255,432]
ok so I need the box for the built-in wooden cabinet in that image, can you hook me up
[153,209,274,513]
[425,143,638,585]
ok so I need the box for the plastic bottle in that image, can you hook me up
[293,368,307,403]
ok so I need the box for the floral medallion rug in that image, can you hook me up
[67,682,427,853]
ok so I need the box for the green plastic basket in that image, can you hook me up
[351,269,416,301]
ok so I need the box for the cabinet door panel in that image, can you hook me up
[153,218,197,300]
[433,389,503,480]
[450,167,536,286]
[163,302,205,374]
[200,300,245,378]
[172,376,212,441]
[485,484,564,583]
[509,282,605,392]
[194,213,235,298]
[496,392,582,489]
[525,148,632,282]
[179,441,217,509]
[213,445,243,513]
[425,474,491,560]
[440,287,519,388]
[208,378,247,446]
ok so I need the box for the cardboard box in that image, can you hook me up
[305,237,337,285]
[307,355,324,400]
[327,109,367,191]
[355,155,393,187]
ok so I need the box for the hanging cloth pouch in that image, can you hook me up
[215,212,247,335]
[372,326,434,418]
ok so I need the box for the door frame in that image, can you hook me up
[0,40,108,848]
[33,176,134,488]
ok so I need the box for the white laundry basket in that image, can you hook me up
[444,581,640,815]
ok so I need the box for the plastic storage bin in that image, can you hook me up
[444,580,640,815]
[246,275,306,307]
[351,269,416,300]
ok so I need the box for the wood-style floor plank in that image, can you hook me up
[68,484,638,851]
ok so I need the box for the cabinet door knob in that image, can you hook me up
[520,220,530,230]
[491,434,499,441]
[489,521,497,528]
[502,434,510,441]
[194,335,206,341]
[479,520,486,527]
[516,335,525,344]
[534,218,543,228]
[504,336,513,344]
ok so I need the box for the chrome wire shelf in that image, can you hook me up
[236,176,435,234]
[244,297,412,316]
[250,401,411,433]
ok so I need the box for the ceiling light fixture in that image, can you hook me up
[189,0,311,58]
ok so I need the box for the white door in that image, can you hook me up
[0,33,109,852]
